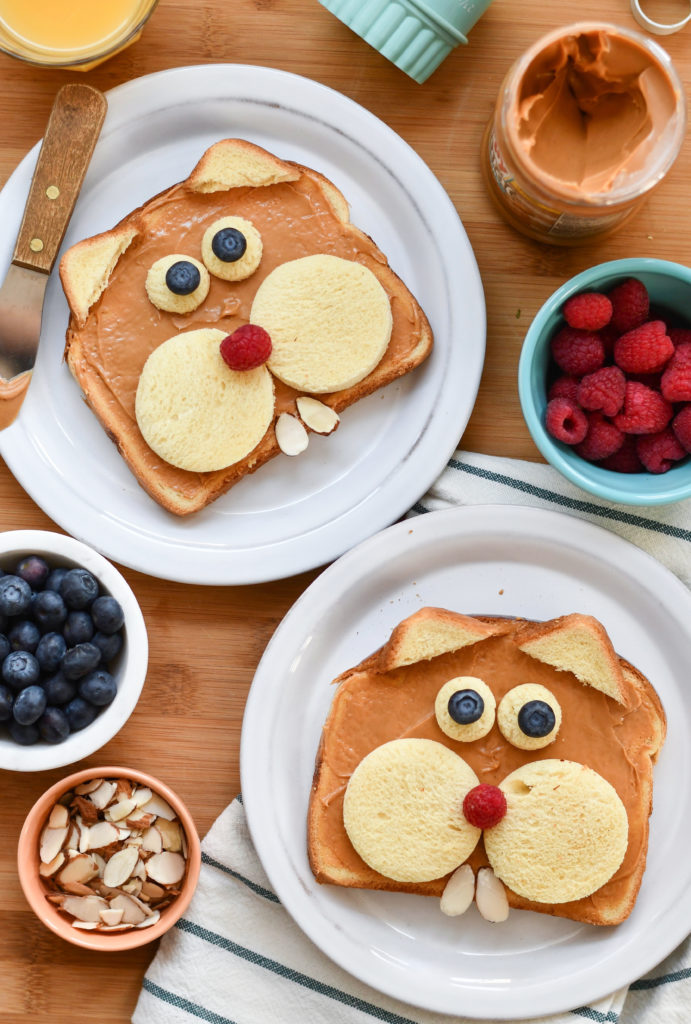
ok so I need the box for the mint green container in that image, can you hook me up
[318,0,493,83]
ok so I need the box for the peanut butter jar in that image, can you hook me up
[482,23,686,245]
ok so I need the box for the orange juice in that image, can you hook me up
[0,0,157,66]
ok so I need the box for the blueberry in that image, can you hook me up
[2,650,40,690]
[35,632,67,674]
[79,668,117,707]
[38,706,70,744]
[8,719,39,745]
[64,696,98,732]
[44,567,68,593]
[60,568,99,610]
[43,670,77,706]
[517,699,556,738]
[15,555,50,590]
[92,631,123,664]
[90,595,125,634]
[0,683,13,721]
[13,684,47,725]
[33,589,68,632]
[0,633,10,662]
[165,260,201,295]
[448,688,485,725]
[0,574,32,616]
[62,642,101,680]
[211,227,247,263]
[63,610,94,646]
[8,619,41,654]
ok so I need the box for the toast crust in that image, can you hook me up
[308,610,665,926]
[60,140,433,516]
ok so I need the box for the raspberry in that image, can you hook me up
[576,412,624,462]
[219,324,272,370]
[661,343,691,402]
[613,320,673,374]
[463,784,507,829]
[548,375,580,404]
[614,382,673,435]
[599,435,644,473]
[551,326,605,376]
[608,278,650,333]
[672,406,691,453]
[563,291,613,331]
[545,398,588,445]
[669,328,691,347]
[636,429,687,474]
[577,366,625,417]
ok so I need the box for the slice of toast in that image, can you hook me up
[59,139,433,516]
[308,608,665,926]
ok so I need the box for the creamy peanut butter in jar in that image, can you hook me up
[482,23,686,244]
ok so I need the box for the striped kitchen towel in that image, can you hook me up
[133,451,691,1024]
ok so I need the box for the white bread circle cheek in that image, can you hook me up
[343,738,481,883]
[484,759,628,904]
[135,328,275,472]
[250,254,393,393]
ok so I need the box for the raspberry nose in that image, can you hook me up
[463,784,507,829]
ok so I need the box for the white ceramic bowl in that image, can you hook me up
[0,530,148,772]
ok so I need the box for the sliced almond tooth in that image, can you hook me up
[146,851,186,886]
[475,867,510,923]
[106,798,137,823]
[75,778,104,795]
[39,852,66,878]
[296,396,339,434]
[62,881,95,896]
[99,907,124,926]
[88,780,117,810]
[141,826,163,854]
[62,894,108,923]
[103,845,139,888]
[132,787,153,808]
[71,920,99,930]
[40,826,69,865]
[275,412,308,456]
[47,803,70,829]
[109,893,147,925]
[136,909,161,929]
[85,821,120,850]
[440,864,475,917]
[156,819,182,853]
[140,881,165,900]
[57,854,99,886]
[140,794,176,821]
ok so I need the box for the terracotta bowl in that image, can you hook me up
[17,765,201,950]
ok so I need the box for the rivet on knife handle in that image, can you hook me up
[12,83,107,276]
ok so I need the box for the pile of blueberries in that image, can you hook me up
[0,555,125,746]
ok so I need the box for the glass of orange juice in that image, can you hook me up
[0,0,158,69]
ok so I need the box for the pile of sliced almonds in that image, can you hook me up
[38,777,188,932]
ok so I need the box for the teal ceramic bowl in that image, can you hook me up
[518,258,691,506]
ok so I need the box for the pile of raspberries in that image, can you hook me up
[545,278,691,474]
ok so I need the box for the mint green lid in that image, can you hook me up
[319,0,493,83]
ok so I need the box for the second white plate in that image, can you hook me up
[241,504,691,1019]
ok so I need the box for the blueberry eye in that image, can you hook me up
[165,260,202,295]
[448,689,484,725]
[211,228,247,263]
[517,699,556,738]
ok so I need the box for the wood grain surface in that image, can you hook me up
[1,1,689,1020]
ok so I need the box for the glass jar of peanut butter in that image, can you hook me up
[482,23,686,245]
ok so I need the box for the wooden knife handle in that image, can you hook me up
[12,83,107,275]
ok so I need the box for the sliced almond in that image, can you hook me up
[48,804,70,830]
[115,779,133,801]
[125,812,156,831]
[65,822,80,851]
[132,787,153,808]
[78,822,90,855]
[71,920,99,930]
[86,821,120,850]
[99,907,125,926]
[122,879,143,897]
[275,412,309,456]
[440,864,475,917]
[136,909,161,929]
[73,796,100,824]
[98,923,133,932]
[475,867,510,923]
[75,779,104,795]
[109,892,147,925]
[57,854,99,886]
[62,881,95,897]
[140,881,165,900]
[39,852,65,878]
[146,851,186,886]
[90,852,106,878]
[106,798,137,823]
[88,780,117,810]
[141,826,163,854]
[140,793,176,821]
[296,396,339,434]
[103,845,140,889]
[40,826,69,865]
[62,894,108,923]
[156,819,182,853]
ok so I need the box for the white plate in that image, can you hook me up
[0,65,484,585]
[241,505,691,1019]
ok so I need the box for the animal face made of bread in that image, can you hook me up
[59,140,433,516]
[308,609,666,926]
